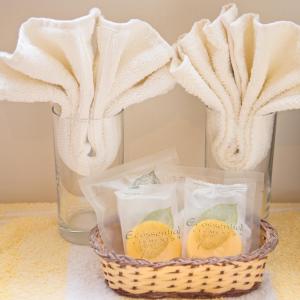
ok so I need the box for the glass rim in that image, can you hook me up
[51,104,123,121]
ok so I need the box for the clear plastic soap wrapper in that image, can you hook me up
[79,149,178,253]
[157,165,263,253]
[115,184,182,261]
[184,179,246,255]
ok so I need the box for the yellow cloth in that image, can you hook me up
[268,206,300,300]
[0,202,299,300]
[0,203,69,300]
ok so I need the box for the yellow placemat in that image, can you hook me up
[0,203,70,300]
[0,202,299,300]
[268,208,300,300]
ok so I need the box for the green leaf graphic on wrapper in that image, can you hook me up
[198,204,238,227]
[131,170,161,188]
[142,207,174,228]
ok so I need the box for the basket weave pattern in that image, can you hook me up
[90,220,278,299]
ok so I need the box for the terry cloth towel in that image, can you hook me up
[171,3,300,170]
[2,202,300,299]
[0,9,175,176]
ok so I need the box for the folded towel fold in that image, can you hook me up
[171,3,300,170]
[0,9,175,175]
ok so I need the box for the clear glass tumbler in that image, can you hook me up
[52,105,124,244]
[205,110,277,219]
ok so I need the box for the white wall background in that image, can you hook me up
[0,0,300,203]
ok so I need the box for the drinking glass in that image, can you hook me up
[52,105,124,244]
[205,110,277,219]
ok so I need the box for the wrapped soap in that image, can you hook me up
[156,165,264,252]
[183,178,260,257]
[115,184,181,261]
[79,149,178,253]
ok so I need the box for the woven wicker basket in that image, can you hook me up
[89,219,278,299]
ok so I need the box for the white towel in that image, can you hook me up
[0,9,175,176]
[171,3,300,170]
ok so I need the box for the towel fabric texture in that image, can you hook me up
[3,4,300,174]
[0,9,175,176]
[1,202,300,300]
[171,3,300,170]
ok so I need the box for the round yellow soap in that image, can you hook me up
[126,220,181,261]
[187,219,242,258]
